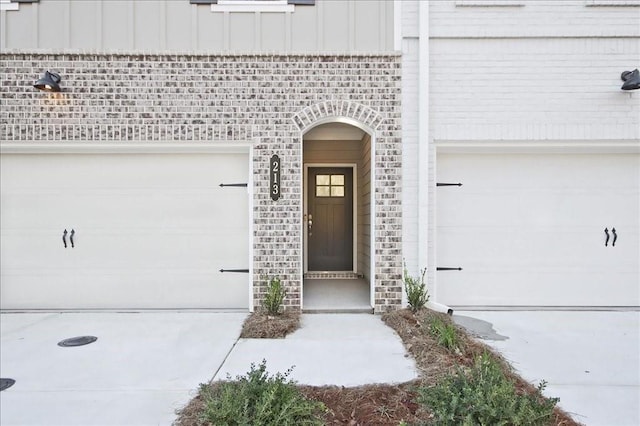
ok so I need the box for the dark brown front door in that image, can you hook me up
[308,167,353,271]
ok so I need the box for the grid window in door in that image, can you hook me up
[316,174,345,197]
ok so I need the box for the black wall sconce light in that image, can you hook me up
[621,69,640,91]
[33,71,62,92]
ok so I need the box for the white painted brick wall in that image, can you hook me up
[401,37,420,276]
[430,0,640,38]
[401,0,419,39]
[430,37,640,141]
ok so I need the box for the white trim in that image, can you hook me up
[434,140,640,154]
[247,145,255,312]
[303,163,358,275]
[393,0,402,51]
[418,0,430,290]
[0,141,253,154]
[585,0,640,6]
[369,134,376,310]
[455,0,525,6]
[0,0,19,12]
[212,0,294,13]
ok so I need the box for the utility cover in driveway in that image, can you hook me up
[58,336,98,347]
[0,153,250,310]
[0,378,16,391]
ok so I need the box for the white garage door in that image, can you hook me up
[436,153,639,308]
[1,152,250,310]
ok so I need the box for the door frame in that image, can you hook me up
[303,163,358,273]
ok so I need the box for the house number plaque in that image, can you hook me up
[270,154,281,201]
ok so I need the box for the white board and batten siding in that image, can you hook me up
[436,153,640,308]
[0,0,395,53]
[0,149,251,310]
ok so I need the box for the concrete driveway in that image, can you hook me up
[454,310,640,426]
[0,312,247,426]
[1,312,417,426]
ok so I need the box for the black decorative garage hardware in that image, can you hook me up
[604,227,619,247]
[220,269,250,273]
[436,182,463,187]
[58,336,98,347]
[0,378,16,392]
[437,267,463,271]
[219,183,248,187]
[62,229,76,248]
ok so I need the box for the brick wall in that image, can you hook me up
[429,37,640,141]
[0,53,403,312]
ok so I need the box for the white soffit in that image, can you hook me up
[304,123,366,140]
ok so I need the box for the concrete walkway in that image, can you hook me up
[454,310,640,426]
[215,313,418,386]
[1,312,416,425]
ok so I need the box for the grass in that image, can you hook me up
[428,316,461,353]
[175,308,581,426]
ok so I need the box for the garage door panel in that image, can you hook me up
[438,227,635,268]
[1,227,249,270]
[438,270,638,307]
[438,154,638,188]
[1,189,248,231]
[2,154,249,188]
[2,271,248,310]
[1,153,250,310]
[440,269,640,306]
[436,153,639,307]
[438,190,631,228]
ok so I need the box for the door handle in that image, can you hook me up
[612,228,617,247]
[604,228,610,247]
[62,229,68,248]
[70,229,75,248]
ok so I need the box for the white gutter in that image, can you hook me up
[418,1,430,284]
[419,1,452,316]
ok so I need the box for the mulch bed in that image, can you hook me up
[239,311,301,339]
[380,309,581,426]
[175,308,582,425]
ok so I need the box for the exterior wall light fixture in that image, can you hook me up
[33,71,62,92]
[621,69,640,91]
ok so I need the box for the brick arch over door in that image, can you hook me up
[291,101,384,132]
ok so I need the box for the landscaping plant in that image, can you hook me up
[263,276,286,315]
[404,264,429,312]
[418,352,559,426]
[199,360,325,426]
[429,316,461,353]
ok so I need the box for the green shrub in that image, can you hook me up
[263,276,286,315]
[429,317,460,352]
[419,352,559,426]
[404,265,429,312]
[199,360,325,426]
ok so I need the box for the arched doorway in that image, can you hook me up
[301,121,373,312]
